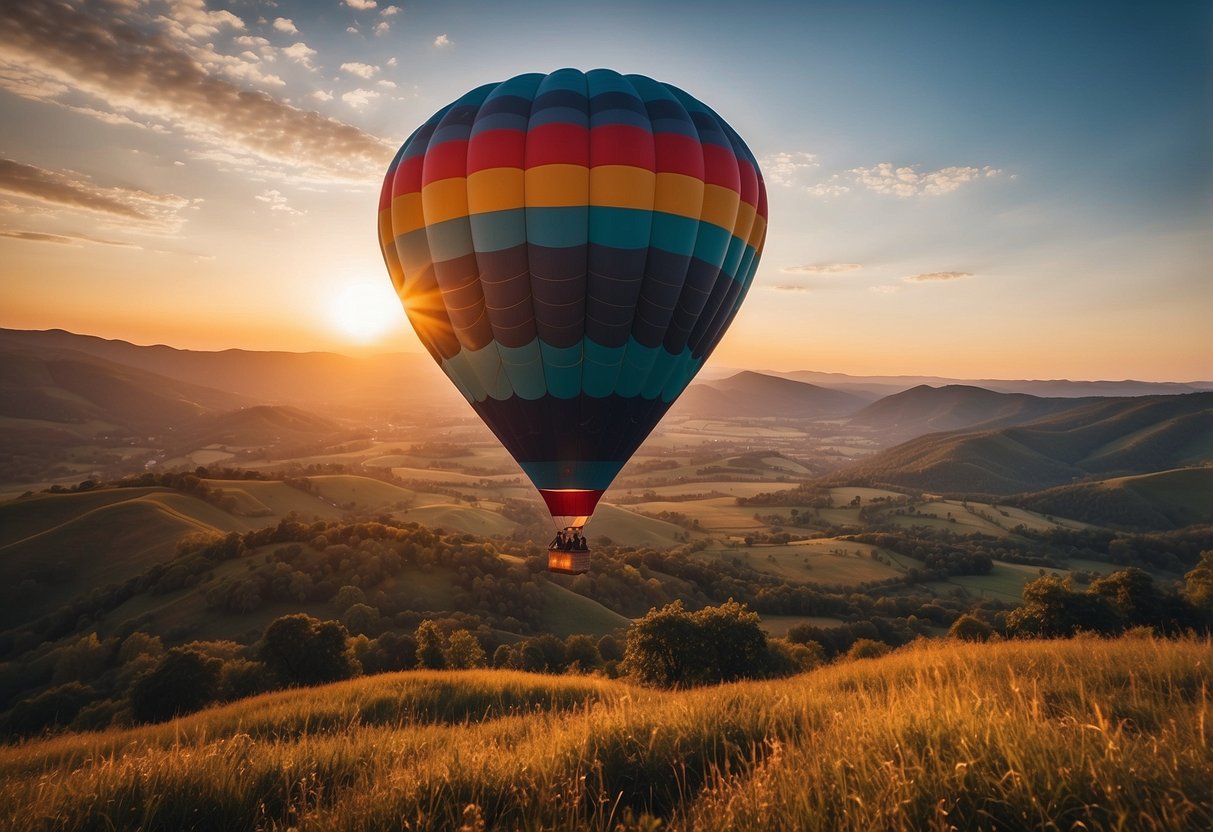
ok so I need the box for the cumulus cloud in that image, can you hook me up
[281,41,317,68]
[272,17,298,34]
[0,159,189,231]
[433,33,451,47]
[386,56,397,67]
[159,0,244,40]
[758,151,818,187]
[342,88,379,109]
[0,1,391,184]
[904,271,973,283]
[851,163,1001,197]
[373,21,389,35]
[310,89,334,102]
[345,0,378,9]
[781,263,862,275]
[340,61,378,79]
[381,5,400,16]
[376,79,397,89]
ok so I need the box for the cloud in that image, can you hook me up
[0,1,391,184]
[433,33,451,47]
[386,57,397,67]
[768,284,809,292]
[310,89,334,102]
[781,263,862,275]
[904,271,974,283]
[342,88,379,109]
[159,0,244,40]
[0,159,189,231]
[803,178,850,198]
[281,41,317,68]
[255,188,303,215]
[272,17,298,34]
[869,284,900,294]
[0,229,139,247]
[373,21,390,35]
[759,151,818,187]
[850,163,1001,197]
[344,0,378,9]
[376,79,397,89]
[346,26,358,34]
[340,61,378,79]
[381,5,400,16]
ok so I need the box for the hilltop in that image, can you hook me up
[1,636,1208,831]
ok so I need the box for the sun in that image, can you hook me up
[330,281,402,343]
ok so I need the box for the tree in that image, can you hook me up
[415,620,446,670]
[948,614,994,642]
[259,614,359,686]
[1006,575,1118,638]
[130,647,221,723]
[1184,550,1213,612]
[622,600,778,687]
[443,629,486,669]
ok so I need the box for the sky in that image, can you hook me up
[1,0,1210,381]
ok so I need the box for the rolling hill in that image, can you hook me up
[1012,467,1213,530]
[847,384,1093,438]
[781,369,1213,398]
[833,392,1213,495]
[673,371,870,419]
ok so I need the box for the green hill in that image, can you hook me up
[836,392,1213,495]
[1014,467,1213,530]
[1,637,1207,831]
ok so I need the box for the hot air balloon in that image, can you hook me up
[378,68,767,574]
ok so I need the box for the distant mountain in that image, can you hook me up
[0,328,461,413]
[672,371,870,419]
[175,405,345,448]
[832,392,1213,495]
[777,369,1212,398]
[0,342,248,433]
[848,384,1094,439]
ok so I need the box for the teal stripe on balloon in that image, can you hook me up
[539,341,583,399]
[526,207,588,249]
[469,209,526,252]
[497,341,547,400]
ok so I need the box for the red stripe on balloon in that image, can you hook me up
[467,128,527,174]
[525,123,589,167]
[701,143,741,192]
[653,133,705,178]
[736,157,759,207]
[392,155,425,199]
[538,489,604,519]
[421,139,469,185]
[589,124,655,170]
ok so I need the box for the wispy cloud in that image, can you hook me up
[340,61,378,79]
[768,284,810,292]
[0,159,189,231]
[851,163,1001,197]
[0,229,139,247]
[0,1,391,184]
[869,284,900,294]
[904,271,974,282]
[781,263,863,275]
[433,33,452,47]
[759,151,818,187]
[255,189,303,216]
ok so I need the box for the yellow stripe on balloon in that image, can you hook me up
[748,214,767,250]
[390,192,426,237]
[467,167,524,214]
[652,173,705,220]
[700,184,740,231]
[589,166,655,210]
[525,164,589,207]
[421,177,471,225]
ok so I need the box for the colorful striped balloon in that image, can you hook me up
[379,68,767,529]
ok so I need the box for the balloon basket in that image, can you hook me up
[547,547,590,575]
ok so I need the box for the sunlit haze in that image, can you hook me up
[1,1,1209,381]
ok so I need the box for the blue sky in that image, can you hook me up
[1,0,1209,380]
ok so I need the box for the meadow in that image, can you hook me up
[1,635,1209,831]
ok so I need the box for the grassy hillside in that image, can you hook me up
[847,384,1090,437]
[1,636,1207,831]
[673,371,868,419]
[836,392,1213,495]
[1014,466,1213,530]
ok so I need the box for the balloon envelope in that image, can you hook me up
[379,68,767,526]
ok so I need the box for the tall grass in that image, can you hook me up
[1,637,1208,831]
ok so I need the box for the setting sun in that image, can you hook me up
[330,281,402,343]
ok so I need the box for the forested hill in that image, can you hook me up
[831,392,1213,495]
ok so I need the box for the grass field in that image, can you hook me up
[1,636,1207,831]
[539,582,632,636]
[710,539,905,585]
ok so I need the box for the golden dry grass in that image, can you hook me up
[1,637,1209,831]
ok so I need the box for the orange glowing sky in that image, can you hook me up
[1,1,1210,382]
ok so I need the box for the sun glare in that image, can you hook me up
[331,281,402,343]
